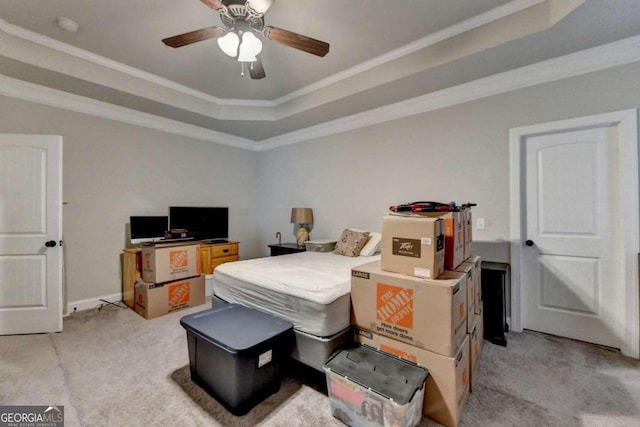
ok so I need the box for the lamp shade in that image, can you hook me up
[290,208,313,224]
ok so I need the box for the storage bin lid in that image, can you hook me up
[180,304,293,352]
[323,345,428,405]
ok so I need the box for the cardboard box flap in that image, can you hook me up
[455,338,470,404]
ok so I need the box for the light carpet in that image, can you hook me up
[1,299,639,426]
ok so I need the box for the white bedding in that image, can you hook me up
[212,251,380,337]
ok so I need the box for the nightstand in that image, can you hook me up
[268,243,306,256]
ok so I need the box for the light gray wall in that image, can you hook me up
[3,60,640,305]
[257,61,640,262]
[0,96,259,304]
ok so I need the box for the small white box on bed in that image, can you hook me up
[304,240,337,252]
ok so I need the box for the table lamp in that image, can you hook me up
[291,208,313,247]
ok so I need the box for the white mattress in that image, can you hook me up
[212,251,380,337]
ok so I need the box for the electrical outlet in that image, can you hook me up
[476,218,485,230]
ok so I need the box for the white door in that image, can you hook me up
[522,127,620,347]
[510,109,640,358]
[0,134,63,334]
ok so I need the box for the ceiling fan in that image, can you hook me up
[162,0,330,79]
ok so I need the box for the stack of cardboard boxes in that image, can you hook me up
[134,241,205,319]
[351,208,483,427]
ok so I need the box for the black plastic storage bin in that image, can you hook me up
[180,304,294,415]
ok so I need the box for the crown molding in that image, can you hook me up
[0,17,256,107]
[256,34,640,151]
[0,0,546,121]
[0,74,256,151]
[2,34,639,152]
[273,0,545,106]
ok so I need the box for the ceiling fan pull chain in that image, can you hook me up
[241,62,245,77]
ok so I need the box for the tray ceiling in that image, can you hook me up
[1,0,639,149]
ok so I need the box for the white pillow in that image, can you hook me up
[359,231,382,256]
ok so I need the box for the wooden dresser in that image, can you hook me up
[122,248,142,309]
[199,241,239,274]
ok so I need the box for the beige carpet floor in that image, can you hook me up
[1,299,639,426]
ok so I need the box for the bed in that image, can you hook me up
[212,230,381,371]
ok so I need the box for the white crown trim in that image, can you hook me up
[0,0,544,115]
[257,34,640,151]
[2,34,639,152]
[0,18,272,107]
[273,0,545,105]
[0,74,256,150]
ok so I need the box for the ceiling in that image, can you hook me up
[1,0,640,150]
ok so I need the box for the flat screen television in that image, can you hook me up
[169,206,228,242]
[130,216,168,244]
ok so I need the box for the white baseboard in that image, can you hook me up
[65,292,123,316]
[65,279,214,317]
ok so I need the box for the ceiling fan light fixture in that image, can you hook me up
[217,32,240,57]
[162,0,330,79]
[237,31,262,62]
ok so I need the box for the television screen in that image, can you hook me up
[169,207,228,241]
[130,216,168,244]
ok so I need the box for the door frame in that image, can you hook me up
[509,109,639,359]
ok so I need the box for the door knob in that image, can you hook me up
[45,240,57,247]
[525,240,535,247]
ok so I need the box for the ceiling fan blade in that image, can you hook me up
[200,0,233,20]
[249,58,266,79]
[200,0,226,12]
[263,26,329,57]
[162,26,226,48]
[246,0,274,16]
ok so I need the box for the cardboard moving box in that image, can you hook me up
[419,211,465,270]
[463,209,473,260]
[469,302,484,393]
[354,328,470,427]
[381,214,445,279]
[135,274,205,319]
[463,255,482,315]
[141,242,201,283]
[452,263,477,333]
[351,261,466,357]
